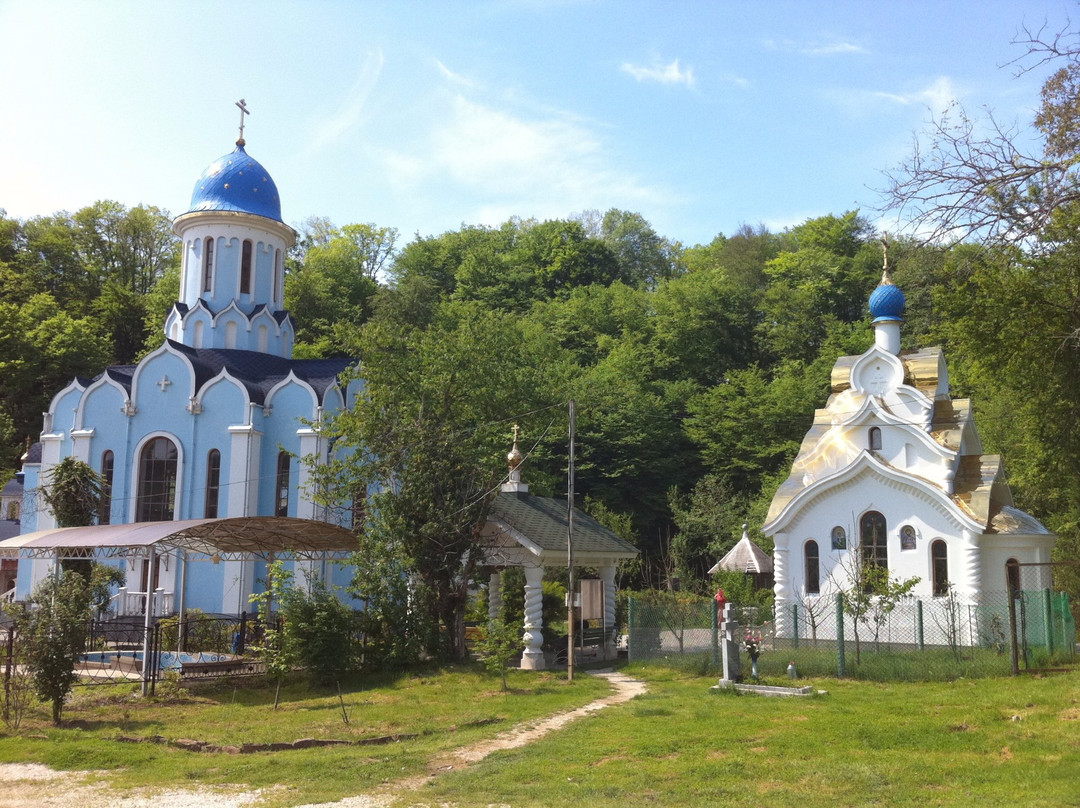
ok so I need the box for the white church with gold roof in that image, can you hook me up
[763,250,1055,640]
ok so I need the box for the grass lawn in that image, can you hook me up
[415,662,1080,808]
[1,662,1078,807]
[0,664,609,807]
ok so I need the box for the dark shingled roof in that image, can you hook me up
[1,478,22,499]
[489,492,638,556]
[23,443,42,464]
[85,341,356,406]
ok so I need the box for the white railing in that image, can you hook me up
[0,586,15,604]
[109,587,174,617]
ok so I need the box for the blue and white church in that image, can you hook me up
[14,125,361,615]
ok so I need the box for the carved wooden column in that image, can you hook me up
[520,565,545,670]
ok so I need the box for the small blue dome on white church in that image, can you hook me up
[868,275,905,323]
[188,143,283,222]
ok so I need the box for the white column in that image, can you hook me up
[69,429,95,463]
[520,565,545,670]
[488,571,503,622]
[599,565,617,659]
[295,427,323,521]
[36,432,64,530]
[227,425,263,517]
[295,426,325,589]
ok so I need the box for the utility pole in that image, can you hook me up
[567,399,576,683]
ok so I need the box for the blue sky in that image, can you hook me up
[0,0,1071,248]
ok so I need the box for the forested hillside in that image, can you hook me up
[5,199,1073,597]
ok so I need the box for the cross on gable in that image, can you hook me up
[156,376,172,392]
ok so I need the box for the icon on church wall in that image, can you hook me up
[900,525,916,551]
[831,525,846,550]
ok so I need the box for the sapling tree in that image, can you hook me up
[17,564,124,724]
[475,617,524,691]
[839,551,919,664]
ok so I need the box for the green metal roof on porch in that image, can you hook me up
[481,492,638,567]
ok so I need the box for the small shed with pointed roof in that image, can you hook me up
[707,524,774,590]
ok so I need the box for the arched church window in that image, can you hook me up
[240,239,253,294]
[931,540,948,596]
[204,449,221,518]
[273,247,282,305]
[225,320,238,349]
[202,237,215,293]
[805,540,820,594]
[258,325,268,352]
[136,437,178,523]
[869,427,882,451]
[275,451,290,517]
[1006,557,1021,598]
[860,511,888,572]
[100,450,114,525]
[351,486,367,533]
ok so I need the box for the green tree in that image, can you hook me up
[317,299,567,661]
[40,457,102,527]
[475,618,524,691]
[16,564,124,723]
[285,222,396,357]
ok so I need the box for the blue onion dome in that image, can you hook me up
[188,143,282,222]
[869,270,906,323]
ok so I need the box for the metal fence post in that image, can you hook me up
[627,597,635,663]
[708,596,717,665]
[916,600,924,651]
[836,591,846,678]
[792,603,799,650]
[1043,588,1054,656]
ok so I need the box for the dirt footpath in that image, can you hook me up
[0,670,645,808]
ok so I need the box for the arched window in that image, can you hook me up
[204,449,221,518]
[931,540,948,596]
[240,239,253,294]
[860,511,888,571]
[805,540,820,594]
[273,247,282,304]
[275,451,290,517]
[202,237,215,293]
[1006,557,1021,598]
[136,437,178,522]
[351,486,367,532]
[100,450,114,525]
[258,325,268,352]
[225,320,238,349]
[868,427,882,451]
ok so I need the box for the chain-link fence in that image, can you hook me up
[626,589,1075,681]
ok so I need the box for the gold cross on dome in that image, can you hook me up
[236,99,250,143]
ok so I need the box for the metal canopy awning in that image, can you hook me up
[0,517,359,561]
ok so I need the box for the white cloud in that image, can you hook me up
[762,38,868,57]
[381,94,670,223]
[304,50,385,155]
[802,41,867,56]
[620,58,695,87]
[435,60,477,89]
[827,77,960,118]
